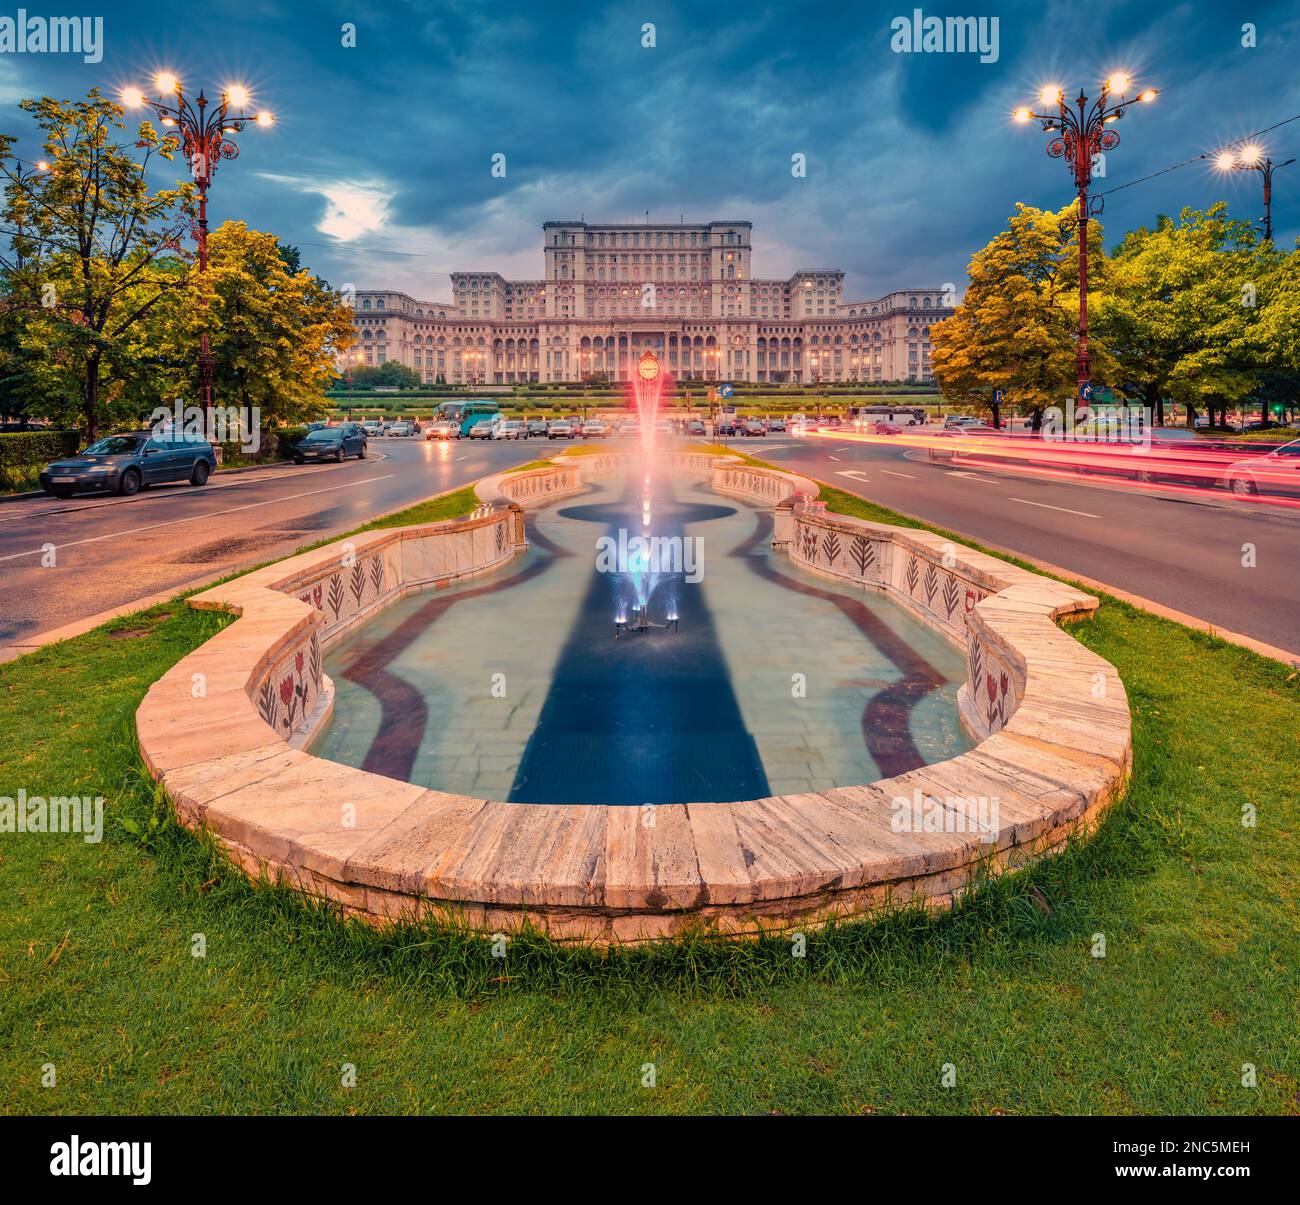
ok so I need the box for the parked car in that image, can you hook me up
[294,422,367,463]
[360,420,384,437]
[686,419,706,436]
[582,419,609,438]
[493,419,527,440]
[41,430,216,498]
[768,417,787,432]
[386,420,418,437]
[527,418,549,438]
[306,420,329,431]
[467,416,500,439]
[426,419,459,440]
[943,415,985,431]
[1223,438,1300,498]
[547,420,575,440]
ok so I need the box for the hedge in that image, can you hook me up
[0,430,81,491]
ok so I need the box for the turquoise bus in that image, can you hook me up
[435,400,499,437]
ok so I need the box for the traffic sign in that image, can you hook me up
[992,388,1004,404]
[1079,382,1094,401]
[719,383,734,399]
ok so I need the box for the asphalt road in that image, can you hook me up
[0,437,542,652]
[3,429,1297,660]
[750,431,1300,655]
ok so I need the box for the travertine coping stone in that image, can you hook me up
[136,452,1131,944]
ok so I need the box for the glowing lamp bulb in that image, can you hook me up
[227,85,250,107]
[1216,151,1237,171]
[1239,144,1262,164]
[35,160,49,171]
[122,87,145,108]
[1039,86,1061,105]
[255,111,274,127]
[156,72,178,93]
[1107,74,1130,94]
[1013,108,1033,123]
[1139,88,1158,102]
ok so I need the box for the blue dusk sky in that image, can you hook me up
[2,0,1298,302]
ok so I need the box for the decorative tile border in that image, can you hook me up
[136,454,1131,944]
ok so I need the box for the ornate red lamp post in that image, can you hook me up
[1014,76,1157,401]
[122,74,273,412]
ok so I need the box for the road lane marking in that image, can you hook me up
[834,470,871,482]
[1008,497,1101,519]
[828,454,842,461]
[0,474,397,564]
[881,470,915,480]
[950,471,997,483]
[0,453,391,526]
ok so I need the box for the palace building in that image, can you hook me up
[348,219,951,386]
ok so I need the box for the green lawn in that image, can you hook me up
[1,470,1297,1114]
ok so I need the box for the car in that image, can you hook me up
[547,420,575,439]
[294,423,367,463]
[386,420,418,437]
[493,419,527,440]
[874,420,904,435]
[619,420,640,438]
[426,419,459,440]
[823,415,842,429]
[467,417,500,439]
[360,420,385,438]
[716,417,737,436]
[943,415,984,430]
[686,419,706,436]
[527,419,549,438]
[654,419,673,436]
[743,418,766,436]
[768,418,787,432]
[1223,438,1300,498]
[582,419,609,438]
[306,420,329,431]
[40,430,217,498]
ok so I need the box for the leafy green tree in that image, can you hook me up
[350,360,420,389]
[0,90,193,437]
[1095,205,1270,428]
[146,221,355,427]
[931,203,1115,429]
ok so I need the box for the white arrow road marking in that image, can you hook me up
[834,470,871,482]
[1008,496,1101,519]
[0,474,398,563]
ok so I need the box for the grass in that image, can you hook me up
[1,458,1298,1114]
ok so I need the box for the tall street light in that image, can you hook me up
[122,74,273,416]
[1014,76,1158,402]
[1215,145,1294,244]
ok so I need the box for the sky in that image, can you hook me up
[2,0,1298,303]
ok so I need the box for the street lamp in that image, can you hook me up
[122,74,273,416]
[1014,75,1158,402]
[1214,144,1294,244]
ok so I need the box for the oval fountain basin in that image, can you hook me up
[311,470,972,805]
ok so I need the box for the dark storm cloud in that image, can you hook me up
[1,0,1296,300]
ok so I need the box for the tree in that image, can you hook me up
[349,360,420,389]
[930,203,1116,429]
[1095,205,1270,428]
[0,90,193,438]
[146,221,356,427]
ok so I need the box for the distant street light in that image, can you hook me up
[122,75,273,415]
[1014,76,1158,401]
[1214,145,1294,244]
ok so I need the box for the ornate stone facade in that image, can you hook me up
[348,219,951,385]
